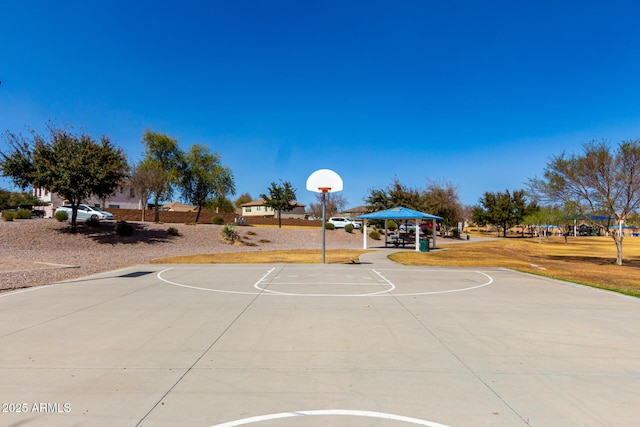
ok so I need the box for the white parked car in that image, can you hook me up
[328,217,361,229]
[55,204,115,221]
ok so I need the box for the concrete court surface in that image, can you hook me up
[1,250,639,427]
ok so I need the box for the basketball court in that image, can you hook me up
[1,251,639,426]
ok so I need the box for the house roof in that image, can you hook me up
[242,199,305,208]
[162,202,196,212]
[342,205,370,214]
[356,206,443,220]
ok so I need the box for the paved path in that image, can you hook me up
[1,254,639,426]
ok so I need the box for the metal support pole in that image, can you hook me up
[321,191,326,264]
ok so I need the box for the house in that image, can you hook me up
[31,188,65,218]
[241,200,306,219]
[341,205,371,220]
[86,181,142,210]
[161,202,196,212]
[33,180,142,217]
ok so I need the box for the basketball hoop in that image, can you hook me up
[306,169,343,194]
[306,169,343,264]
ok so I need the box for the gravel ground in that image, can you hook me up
[0,218,375,292]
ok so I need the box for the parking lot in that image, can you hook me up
[1,252,639,426]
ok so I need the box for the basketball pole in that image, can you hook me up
[321,190,326,264]
[318,187,331,264]
[306,169,342,265]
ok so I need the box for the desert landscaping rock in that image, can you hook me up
[0,219,375,292]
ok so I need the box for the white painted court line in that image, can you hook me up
[382,269,494,296]
[255,267,394,296]
[157,267,275,295]
[210,409,452,427]
[157,267,493,297]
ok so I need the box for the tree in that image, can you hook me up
[129,161,159,221]
[141,130,184,222]
[364,187,391,211]
[93,139,130,208]
[309,192,346,219]
[180,144,235,222]
[1,126,127,231]
[365,178,424,211]
[0,188,43,211]
[522,205,576,242]
[423,180,463,233]
[472,189,536,237]
[234,193,253,208]
[529,139,640,265]
[365,178,464,233]
[210,196,236,213]
[260,180,297,228]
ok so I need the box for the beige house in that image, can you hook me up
[33,180,142,218]
[241,200,306,219]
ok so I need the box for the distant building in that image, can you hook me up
[161,202,196,212]
[33,180,142,217]
[341,205,371,219]
[241,199,306,219]
[31,188,65,218]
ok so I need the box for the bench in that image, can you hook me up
[390,233,415,247]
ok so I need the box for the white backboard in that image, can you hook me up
[306,169,343,193]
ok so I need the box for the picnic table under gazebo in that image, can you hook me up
[357,206,443,251]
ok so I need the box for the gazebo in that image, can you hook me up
[357,206,443,251]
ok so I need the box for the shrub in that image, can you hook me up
[369,230,381,240]
[86,217,101,228]
[211,215,224,225]
[167,227,180,236]
[387,220,398,231]
[2,211,16,221]
[325,222,335,230]
[16,208,32,219]
[115,221,134,236]
[344,224,354,233]
[221,224,240,244]
[54,210,68,222]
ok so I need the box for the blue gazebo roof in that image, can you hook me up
[356,206,443,220]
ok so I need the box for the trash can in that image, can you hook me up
[420,239,429,252]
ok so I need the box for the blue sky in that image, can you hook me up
[2,1,640,208]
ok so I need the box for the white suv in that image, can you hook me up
[328,217,361,229]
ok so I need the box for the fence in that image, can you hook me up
[108,208,322,227]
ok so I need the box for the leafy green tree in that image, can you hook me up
[1,126,127,231]
[523,205,576,242]
[365,178,424,211]
[260,180,297,228]
[141,130,184,222]
[364,187,391,211]
[210,196,236,213]
[473,189,537,237]
[529,139,640,265]
[93,139,130,208]
[365,178,463,233]
[180,144,235,222]
[0,188,43,210]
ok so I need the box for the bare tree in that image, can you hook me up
[309,192,346,219]
[529,139,640,265]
